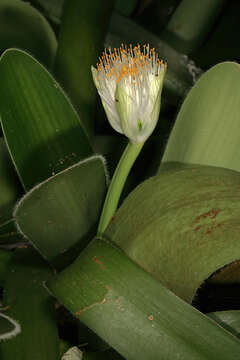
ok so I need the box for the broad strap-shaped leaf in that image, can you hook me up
[0,49,93,191]
[161,62,240,172]
[106,165,240,302]
[14,156,108,265]
[0,313,21,341]
[0,0,57,68]
[48,238,240,360]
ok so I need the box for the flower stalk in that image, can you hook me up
[97,141,143,235]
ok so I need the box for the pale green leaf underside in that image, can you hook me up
[161,62,240,172]
[106,165,240,302]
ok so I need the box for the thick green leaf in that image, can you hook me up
[106,165,240,302]
[0,0,57,68]
[208,311,240,339]
[0,49,93,191]
[48,238,240,360]
[0,138,22,225]
[0,247,59,359]
[54,0,115,137]
[0,313,21,341]
[14,156,108,265]
[161,62,240,172]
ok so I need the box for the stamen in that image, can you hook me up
[96,44,165,85]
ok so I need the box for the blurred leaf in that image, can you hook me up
[0,247,59,360]
[161,62,240,171]
[24,0,64,24]
[14,156,108,265]
[134,0,179,35]
[106,165,240,302]
[0,138,22,225]
[93,135,126,176]
[193,1,240,68]
[106,12,201,106]
[208,311,240,339]
[0,49,93,191]
[48,238,240,360]
[54,0,115,137]
[114,0,137,16]
[0,0,57,68]
[0,313,21,341]
[162,0,225,54]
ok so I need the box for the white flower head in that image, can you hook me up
[92,44,166,144]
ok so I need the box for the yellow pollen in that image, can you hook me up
[96,44,165,83]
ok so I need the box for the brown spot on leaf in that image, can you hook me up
[195,209,220,223]
[75,284,110,316]
[194,225,201,232]
[93,256,104,270]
